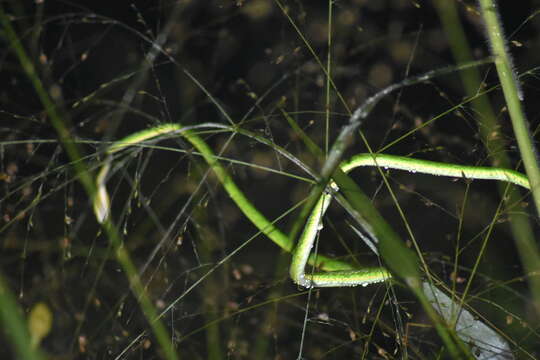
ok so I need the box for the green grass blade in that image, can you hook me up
[0,7,179,359]
[0,274,46,360]
[478,0,540,314]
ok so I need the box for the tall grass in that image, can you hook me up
[0,1,539,359]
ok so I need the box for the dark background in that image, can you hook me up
[1,0,540,359]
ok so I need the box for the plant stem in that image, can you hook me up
[479,0,540,211]
[478,0,540,314]
[0,7,179,360]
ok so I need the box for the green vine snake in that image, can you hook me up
[92,123,530,288]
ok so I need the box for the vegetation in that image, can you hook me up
[1,1,539,359]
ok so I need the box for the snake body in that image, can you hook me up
[93,123,530,287]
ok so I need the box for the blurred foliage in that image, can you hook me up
[1,0,539,358]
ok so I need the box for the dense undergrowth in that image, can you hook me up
[1,1,540,359]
